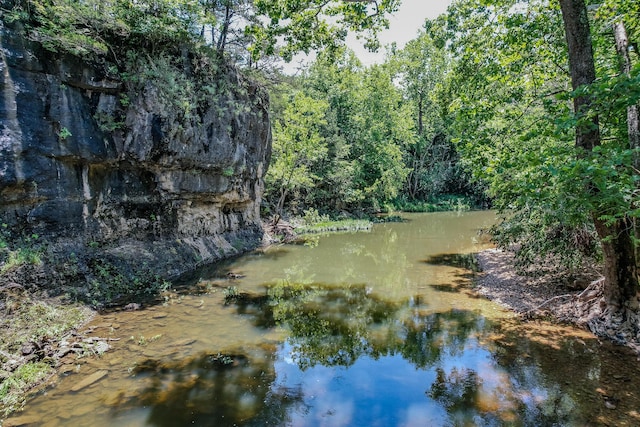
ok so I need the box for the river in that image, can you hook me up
[12,211,640,426]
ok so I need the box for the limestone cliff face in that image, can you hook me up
[0,20,271,284]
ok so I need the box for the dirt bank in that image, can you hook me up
[474,248,640,356]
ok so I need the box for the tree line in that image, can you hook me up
[4,0,639,314]
[265,39,484,219]
[265,0,640,313]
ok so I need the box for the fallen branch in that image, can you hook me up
[577,277,604,300]
[523,293,574,318]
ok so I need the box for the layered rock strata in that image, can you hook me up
[0,20,271,293]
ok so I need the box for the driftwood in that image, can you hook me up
[521,277,605,319]
[263,219,297,243]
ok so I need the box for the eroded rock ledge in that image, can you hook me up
[0,20,271,303]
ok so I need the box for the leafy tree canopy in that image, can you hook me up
[2,0,400,67]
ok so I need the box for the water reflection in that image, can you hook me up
[109,348,299,427]
[12,212,640,426]
[103,282,603,426]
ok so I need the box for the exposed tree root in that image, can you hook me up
[476,249,640,356]
[522,294,574,319]
[262,218,297,244]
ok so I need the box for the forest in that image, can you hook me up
[1,0,639,314]
[264,0,640,314]
[2,0,640,421]
[4,0,640,310]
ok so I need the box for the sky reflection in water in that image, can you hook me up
[15,212,640,426]
[118,284,582,427]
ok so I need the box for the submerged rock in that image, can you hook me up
[3,415,42,427]
[70,370,109,392]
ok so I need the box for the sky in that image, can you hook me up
[347,0,453,66]
[284,0,452,73]
[283,0,452,74]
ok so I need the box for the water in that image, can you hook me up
[12,212,640,426]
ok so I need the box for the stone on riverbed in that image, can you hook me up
[3,415,42,426]
[70,370,109,392]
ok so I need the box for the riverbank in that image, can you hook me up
[0,264,100,416]
[474,248,640,356]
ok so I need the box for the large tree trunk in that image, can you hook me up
[613,21,640,270]
[559,0,638,309]
[613,22,640,166]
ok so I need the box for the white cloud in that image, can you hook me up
[348,0,453,66]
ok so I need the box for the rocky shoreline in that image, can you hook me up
[474,248,640,356]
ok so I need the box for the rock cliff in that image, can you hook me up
[0,19,271,302]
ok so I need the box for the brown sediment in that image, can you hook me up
[474,248,640,355]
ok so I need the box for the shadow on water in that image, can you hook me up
[428,283,465,293]
[422,253,482,272]
[107,347,300,427]
[98,282,632,426]
[420,253,483,294]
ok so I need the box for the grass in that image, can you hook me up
[0,248,42,275]
[0,298,89,352]
[291,208,373,235]
[294,219,372,235]
[391,195,474,213]
[0,362,52,413]
[0,228,43,275]
[0,290,93,415]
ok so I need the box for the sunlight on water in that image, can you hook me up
[13,212,640,426]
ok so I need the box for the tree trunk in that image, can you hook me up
[593,217,638,307]
[613,21,640,270]
[614,21,640,170]
[559,0,638,309]
[558,0,599,151]
[273,187,288,227]
[217,1,232,53]
[417,92,424,136]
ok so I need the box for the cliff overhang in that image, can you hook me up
[0,19,271,305]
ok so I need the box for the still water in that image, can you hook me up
[14,212,640,426]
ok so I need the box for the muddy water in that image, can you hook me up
[13,212,640,426]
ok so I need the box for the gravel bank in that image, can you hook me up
[474,248,640,355]
[474,248,593,314]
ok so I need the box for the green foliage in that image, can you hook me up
[392,196,473,213]
[266,91,329,216]
[57,127,72,140]
[6,0,398,68]
[83,260,171,308]
[130,54,200,120]
[434,0,640,272]
[351,64,413,209]
[294,219,372,235]
[436,0,600,267]
[249,0,400,62]
[388,22,480,202]
[265,38,481,216]
[0,300,87,352]
[0,293,91,415]
[94,112,125,133]
[0,362,51,414]
[0,231,44,275]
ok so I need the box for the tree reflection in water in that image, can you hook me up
[112,282,589,426]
